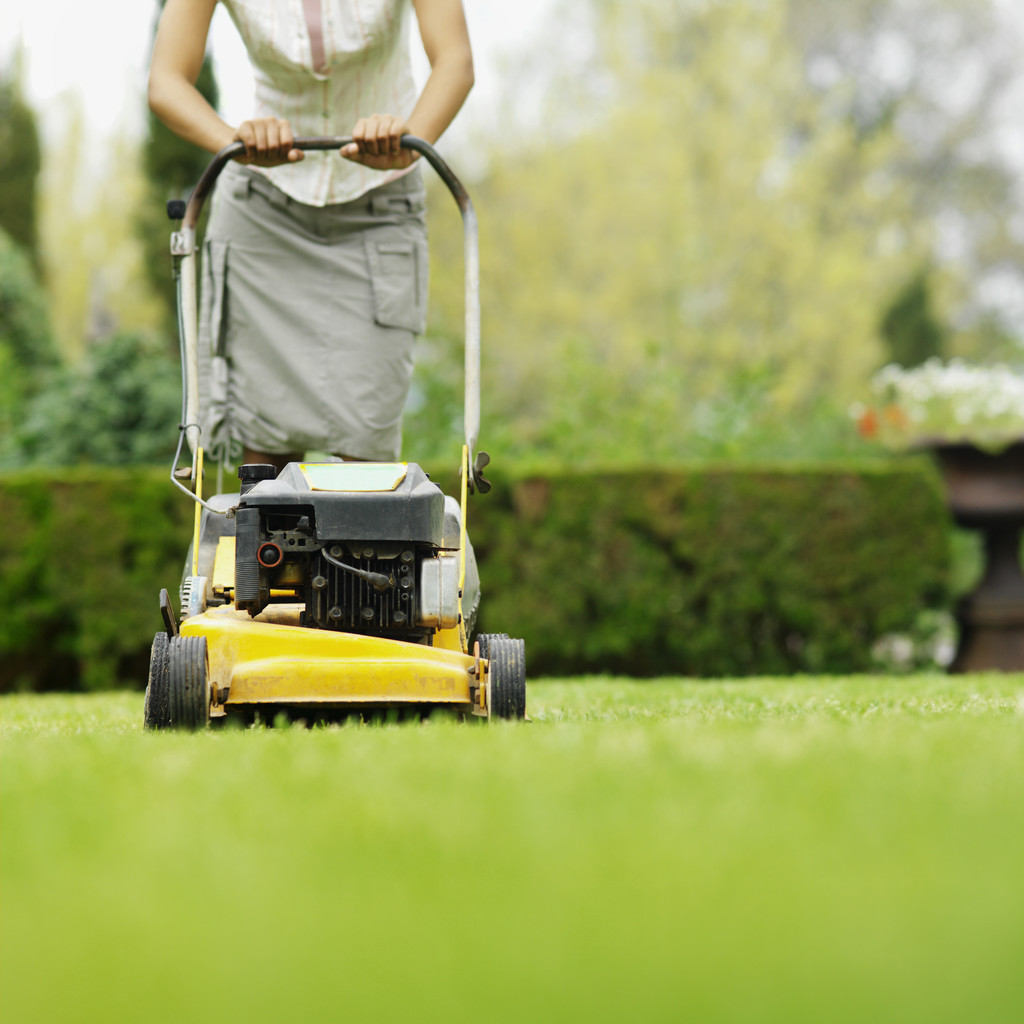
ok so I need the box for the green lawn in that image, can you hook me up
[4,676,1024,1023]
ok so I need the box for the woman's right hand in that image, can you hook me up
[234,118,304,166]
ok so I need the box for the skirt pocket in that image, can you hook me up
[198,239,235,458]
[203,239,231,356]
[364,228,428,334]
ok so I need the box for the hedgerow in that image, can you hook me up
[0,462,949,690]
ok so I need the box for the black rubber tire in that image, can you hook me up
[475,632,508,663]
[166,635,210,730]
[485,635,526,720]
[143,631,171,730]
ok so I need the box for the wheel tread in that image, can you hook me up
[167,635,210,730]
[481,634,526,720]
[144,632,171,730]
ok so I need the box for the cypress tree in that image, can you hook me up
[880,268,948,368]
[0,55,42,273]
[139,0,221,335]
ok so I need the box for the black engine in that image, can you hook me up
[229,462,460,642]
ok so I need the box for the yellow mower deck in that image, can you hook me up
[181,605,484,717]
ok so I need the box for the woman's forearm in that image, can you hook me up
[406,52,475,145]
[408,0,474,144]
[148,73,237,154]
[148,0,234,153]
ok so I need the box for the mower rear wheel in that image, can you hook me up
[143,631,171,730]
[166,635,211,730]
[482,634,526,720]
[475,633,508,663]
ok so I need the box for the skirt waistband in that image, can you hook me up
[223,163,425,216]
[212,163,427,244]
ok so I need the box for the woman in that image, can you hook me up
[149,0,474,470]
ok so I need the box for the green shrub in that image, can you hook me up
[461,461,951,677]
[0,468,192,691]
[0,463,950,690]
[0,228,58,464]
[10,333,181,468]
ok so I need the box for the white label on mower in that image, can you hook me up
[300,463,408,492]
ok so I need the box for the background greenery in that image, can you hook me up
[3,0,1024,473]
[464,462,952,676]
[404,0,1024,465]
[0,0,1018,683]
[0,463,952,692]
[5,677,1024,1023]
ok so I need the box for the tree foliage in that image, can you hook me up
[0,229,56,374]
[0,56,42,271]
[880,267,948,367]
[12,0,1020,470]
[785,0,1024,329]
[410,0,1024,467]
[417,2,923,464]
[10,333,180,468]
[0,229,58,463]
[139,0,221,335]
[37,99,166,363]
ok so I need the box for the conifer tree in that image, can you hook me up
[880,270,948,368]
[139,0,221,334]
[0,55,42,273]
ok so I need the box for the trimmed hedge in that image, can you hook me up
[461,463,951,677]
[0,468,191,691]
[0,463,950,690]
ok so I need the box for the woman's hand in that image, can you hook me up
[341,114,418,170]
[234,118,304,166]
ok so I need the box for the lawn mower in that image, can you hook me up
[143,136,526,729]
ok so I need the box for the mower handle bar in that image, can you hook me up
[179,135,472,230]
[171,135,485,493]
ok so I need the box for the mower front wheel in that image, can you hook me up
[166,635,211,730]
[143,631,171,730]
[481,634,526,720]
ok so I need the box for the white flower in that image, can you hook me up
[866,360,1024,450]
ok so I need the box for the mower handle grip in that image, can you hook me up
[178,135,471,231]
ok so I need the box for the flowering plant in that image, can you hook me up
[853,358,1024,452]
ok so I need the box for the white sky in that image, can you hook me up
[0,1,551,168]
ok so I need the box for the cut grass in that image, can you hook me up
[4,676,1024,1023]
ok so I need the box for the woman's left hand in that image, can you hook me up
[341,114,418,170]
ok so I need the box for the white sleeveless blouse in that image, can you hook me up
[220,0,418,206]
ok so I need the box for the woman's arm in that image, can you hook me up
[149,0,301,165]
[407,0,475,145]
[343,0,474,168]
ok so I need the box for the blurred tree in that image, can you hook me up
[36,99,90,361]
[421,1,928,464]
[139,0,220,335]
[786,0,1024,351]
[413,0,1024,465]
[0,229,56,375]
[38,98,165,362]
[0,52,42,272]
[0,229,59,464]
[880,268,947,367]
[12,332,180,467]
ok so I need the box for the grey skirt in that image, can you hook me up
[197,164,428,461]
